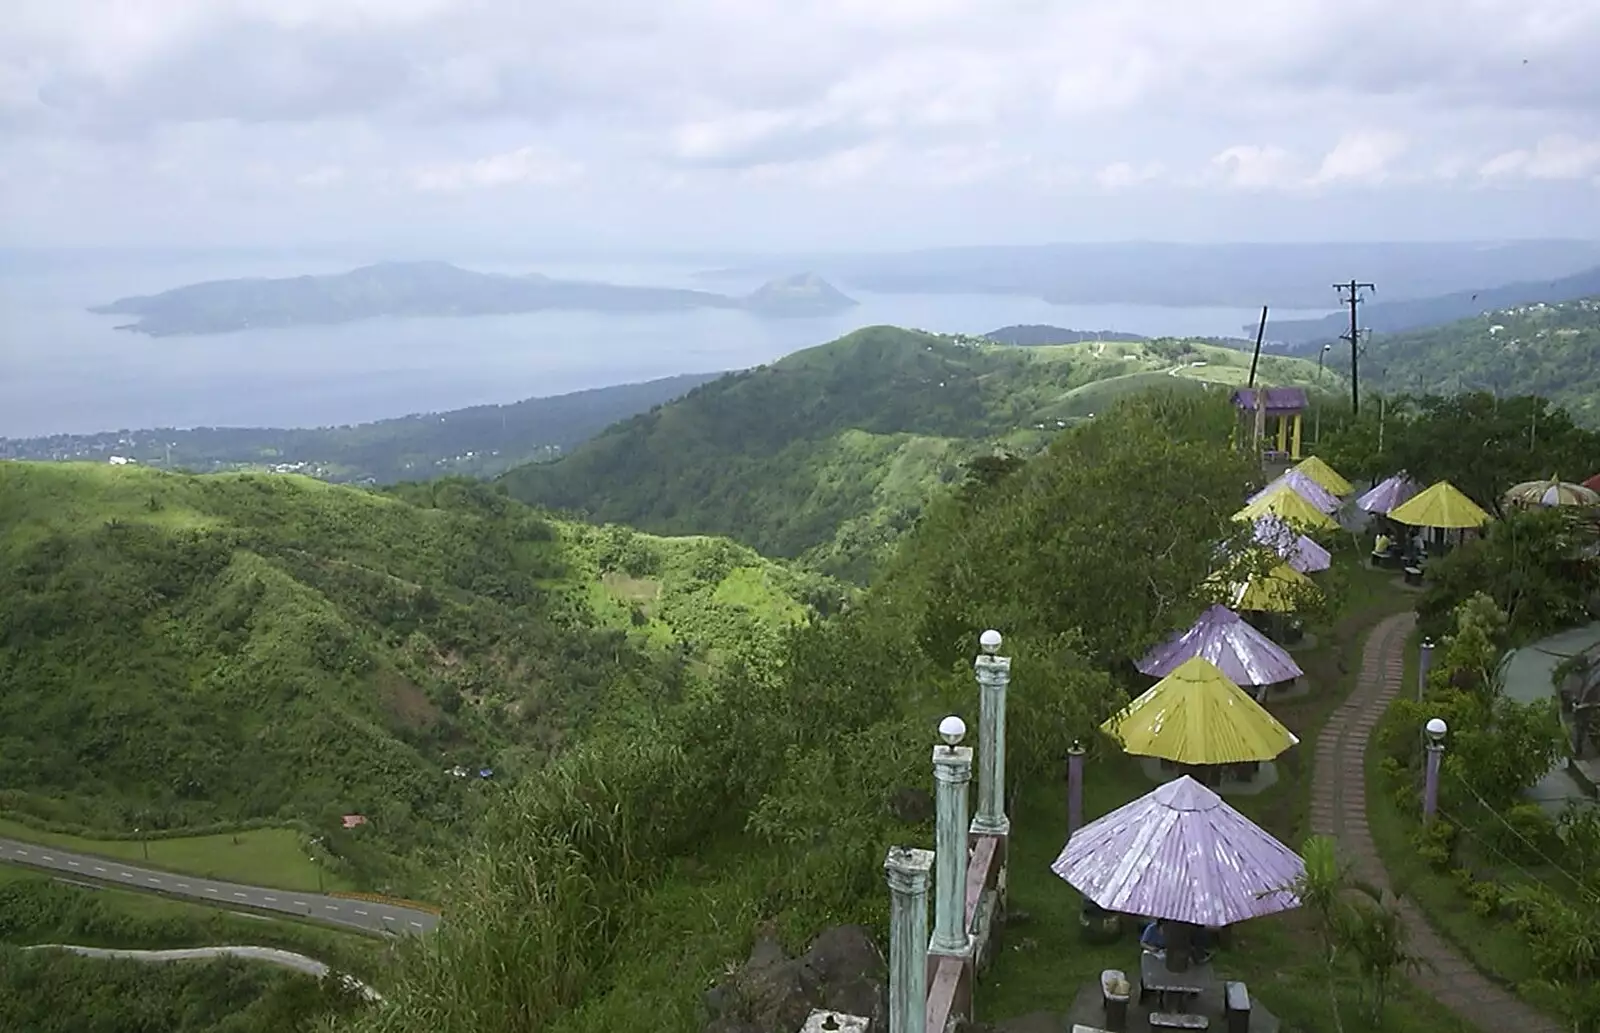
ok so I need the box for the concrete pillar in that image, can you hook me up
[1290,413,1304,460]
[1418,638,1434,701]
[930,717,973,957]
[1067,741,1086,836]
[971,630,1012,837]
[885,847,935,1033]
[1276,414,1289,454]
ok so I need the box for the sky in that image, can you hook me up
[3,0,1600,253]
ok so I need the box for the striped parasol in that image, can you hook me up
[1503,476,1600,510]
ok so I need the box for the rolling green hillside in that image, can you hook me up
[499,325,1334,578]
[0,463,835,891]
[1367,297,1600,426]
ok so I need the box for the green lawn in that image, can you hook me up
[976,558,1475,1031]
[0,821,351,894]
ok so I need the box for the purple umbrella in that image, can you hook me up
[1357,473,1421,515]
[1248,470,1340,514]
[1050,775,1305,926]
[1136,604,1303,687]
[1253,516,1332,574]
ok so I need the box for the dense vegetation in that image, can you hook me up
[0,463,833,892]
[0,372,721,483]
[501,325,1330,579]
[333,390,1265,1033]
[1364,297,1600,425]
[0,945,362,1033]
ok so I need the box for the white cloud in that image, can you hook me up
[1479,134,1600,180]
[1309,131,1410,185]
[3,0,1600,245]
[410,146,582,192]
[1211,145,1302,190]
[1095,161,1166,190]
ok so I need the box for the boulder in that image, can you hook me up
[703,925,887,1033]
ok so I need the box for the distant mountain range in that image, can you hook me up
[698,240,1600,309]
[89,262,858,336]
[0,372,724,482]
[1262,264,1600,350]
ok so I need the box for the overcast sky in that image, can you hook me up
[4,0,1599,253]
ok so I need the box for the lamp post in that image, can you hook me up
[1422,718,1447,826]
[1315,343,1332,442]
[971,630,1011,837]
[1067,741,1087,836]
[929,716,973,958]
[1418,638,1434,701]
[135,827,148,861]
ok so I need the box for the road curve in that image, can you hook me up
[0,837,439,936]
[22,944,384,1002]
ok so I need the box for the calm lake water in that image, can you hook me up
[0,254,1330,437]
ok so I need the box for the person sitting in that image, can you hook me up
[1371,532,1391,565]
[1140,919,1166,955]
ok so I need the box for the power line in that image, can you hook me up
[1334,280,1376,415]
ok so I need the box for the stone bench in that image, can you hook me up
[1149,1013,1209,1030]
[1403,566,1424,586]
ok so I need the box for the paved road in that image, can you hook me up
[0,837,439,936]
[24,944,383,1001]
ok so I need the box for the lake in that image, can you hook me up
[0,254,1331,437]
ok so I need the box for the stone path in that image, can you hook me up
[1309,610,1561,1033]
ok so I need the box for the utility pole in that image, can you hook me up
[1334,280,1376,415]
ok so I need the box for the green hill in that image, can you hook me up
[1367,297,1600,426]
[0,463,835,891]
[498,325,1335,578]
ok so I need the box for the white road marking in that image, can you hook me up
[324,904,339,911]
[263,895,276,903]
[353,909,368,916]
[233,892,247,899]
[41,855,54,862]
[93,866,106,873]
[176,883,190,889]
[382,915,397,923]
[293,901,308,908]
[119,872,134,879]
[205,888,218,894]
[410,921,423,928]
[146,877,160,885]
[14,849,27,856]
[67,860,79,867]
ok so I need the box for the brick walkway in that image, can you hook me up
[1309,610,1562,1033]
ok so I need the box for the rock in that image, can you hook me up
[701,925,887,1033]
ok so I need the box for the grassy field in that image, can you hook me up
[975,560,1475,1031]
[0,820,351,894]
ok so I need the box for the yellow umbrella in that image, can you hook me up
[1102,656,1300,765]
[1233,485,1339,532]
[1389,481,1492,529]
[1206,560,1319,613]
[1293,456,1353,496]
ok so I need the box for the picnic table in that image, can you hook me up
[1140,951,1215,1012]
